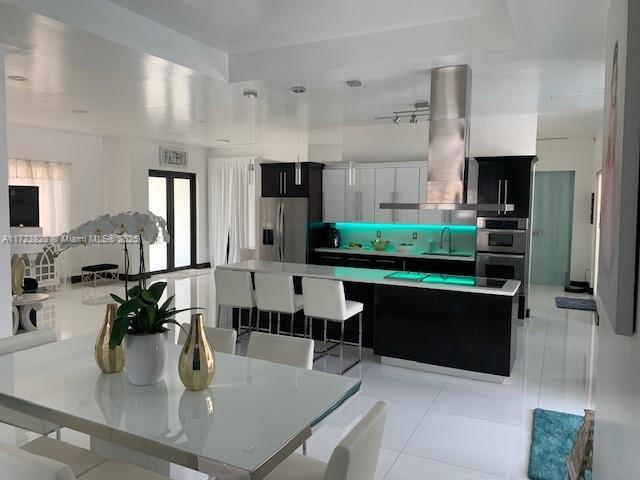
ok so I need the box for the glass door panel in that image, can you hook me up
[173,178,192,268]
[148,171,196,272]
[148,176,168,271]
[531,171,575,285]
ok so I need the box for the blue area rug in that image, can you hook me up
[555,297,597,312]
[529,408,591,480]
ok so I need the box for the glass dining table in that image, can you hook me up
[0,334,360,479]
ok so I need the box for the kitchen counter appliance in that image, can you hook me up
[475,217,529,318]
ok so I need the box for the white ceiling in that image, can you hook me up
[0,0,609,150]
[107,0,507,54]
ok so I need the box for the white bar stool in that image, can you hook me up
[301,277,363,375]
[214,269,256,336]
[254,272,304,335]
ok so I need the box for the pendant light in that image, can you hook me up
[243,89,258,185]
[291,85,306,185]
[347,161,356,187]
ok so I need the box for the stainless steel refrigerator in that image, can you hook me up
[259,197,308,263]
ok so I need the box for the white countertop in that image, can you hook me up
[219,260,520,297]
[315,247,476,262]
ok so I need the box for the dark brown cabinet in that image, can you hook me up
[477,156,536,218]
[261,162,323,198]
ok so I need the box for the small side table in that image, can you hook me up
[12,293,50,333]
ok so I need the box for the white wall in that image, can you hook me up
[6,124,105,278]
[105,136,210,272]
[338,115,538,164]
[0,49,12,338]
[535,139,596,283]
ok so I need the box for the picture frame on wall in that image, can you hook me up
[597,0,640,336]
[159,147,188,168]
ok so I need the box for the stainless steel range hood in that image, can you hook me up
[380,65,514,212]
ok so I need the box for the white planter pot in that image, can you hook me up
[123,331,168,386]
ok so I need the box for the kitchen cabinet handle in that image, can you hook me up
[477,252,525,259]
[377,259,397,264]
[349,257,371,263]
[503,179,508,212]
[497,180,502,216]
[283,172,287,195]
[279,172,283,195]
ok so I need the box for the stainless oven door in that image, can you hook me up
[475,253,526,285]
[477,229,527,254]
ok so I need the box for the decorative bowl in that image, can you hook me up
[371,239,390,251]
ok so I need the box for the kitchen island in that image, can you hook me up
[218,260,520,382]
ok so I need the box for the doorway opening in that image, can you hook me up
[148,170,196,272]
[531,171,575,286]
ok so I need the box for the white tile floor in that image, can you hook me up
[4,272,597,479]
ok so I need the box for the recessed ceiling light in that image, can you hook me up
[346,79,362,88]
[212,138,230,144]
[243,89,258,99]
[291,85,306,94]
[8,75,28,82]
[72,109,89,114]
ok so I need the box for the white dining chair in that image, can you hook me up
[19,437,171,479]
[215,269,256,335]
[0,329,61,438]
[264,401,388,480]
[246,332,314,370]
[254,272,304,336]
[301,277,363,375]
[177,324,237,355]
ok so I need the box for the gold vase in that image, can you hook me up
[94,304,125,374]
[178,313,215,391]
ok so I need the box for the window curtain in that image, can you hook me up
[8,158,70,236]
[208,157,255,267]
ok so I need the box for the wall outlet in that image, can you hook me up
[412,232,418,239]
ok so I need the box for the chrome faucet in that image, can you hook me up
[439,227,454,254]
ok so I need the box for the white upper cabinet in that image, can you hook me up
[322,169,346,222]
[346,167,375,222]
[322,162,447,224]
[395,166,420,224]
[418,165,444,224]
[374,167,396,223]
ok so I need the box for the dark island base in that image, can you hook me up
[232,275,518,380]
[374,284,518,378]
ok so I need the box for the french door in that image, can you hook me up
[148,170,196,272]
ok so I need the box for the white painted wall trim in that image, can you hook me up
[0,48,13,338]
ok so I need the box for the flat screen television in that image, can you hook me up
[9,186,40,227]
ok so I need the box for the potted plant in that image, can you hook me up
[109,281,197,385]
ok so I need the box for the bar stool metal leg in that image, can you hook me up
[339,322,345,374]
[359,312,363,363]
[323,319,328,356]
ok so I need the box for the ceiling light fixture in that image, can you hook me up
[8,75,28,82]
[212,138,230,144]
[291,86,306,185]
[243,89,258,185]
[346,79,362,88]
[377,103,430,124]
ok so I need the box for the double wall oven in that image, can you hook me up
[476,217,530,318]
